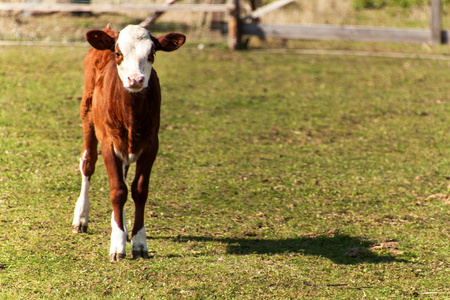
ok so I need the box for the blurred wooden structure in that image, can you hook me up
[228,0,448,49]
[0,2,229,13]
[0,0,448,49]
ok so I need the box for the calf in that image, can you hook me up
[72,24,185,261]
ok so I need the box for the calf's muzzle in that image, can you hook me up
[127,74,146,90]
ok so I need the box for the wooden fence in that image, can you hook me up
[228,0,449,49]
[0,0,448,49]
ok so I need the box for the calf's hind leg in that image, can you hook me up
[72,122,98,233]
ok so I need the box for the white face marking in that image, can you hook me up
[116,25,154,92]
[110,210,128,259]
[72,151,91,231]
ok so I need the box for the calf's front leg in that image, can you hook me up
[102,144,129,261]
[130,150,157,259]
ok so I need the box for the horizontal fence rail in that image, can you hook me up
[0,2,230,13]
[243,23,439,44]
[243,0,294,20]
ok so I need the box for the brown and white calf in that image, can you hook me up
[71,24,185,261]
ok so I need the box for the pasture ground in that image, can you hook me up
[0,44,449,298]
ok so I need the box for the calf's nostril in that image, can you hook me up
[127,77,136,86]
[136,76,145,84]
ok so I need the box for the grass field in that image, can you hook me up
[0,43,449,298]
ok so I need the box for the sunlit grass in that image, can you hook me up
[0,44,449,298]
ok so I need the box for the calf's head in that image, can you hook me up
[86,25,185,92]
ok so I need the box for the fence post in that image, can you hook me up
[228,0,243,49]
[430,0,442,45]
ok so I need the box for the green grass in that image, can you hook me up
[354,0,450,10]
[1,44,450,298]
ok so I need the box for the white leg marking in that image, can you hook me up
[72,151,90,232]
[132,227,148,258]
[109,210,128,260]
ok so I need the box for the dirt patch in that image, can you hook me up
[426,193,450,205]
[370,240,404,255]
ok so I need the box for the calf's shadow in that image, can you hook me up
[149,233,407,265]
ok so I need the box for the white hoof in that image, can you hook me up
[109,211,128,261]
[132,227,149,259]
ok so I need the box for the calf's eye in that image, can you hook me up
[148,51,156,62]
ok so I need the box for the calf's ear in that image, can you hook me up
[85,30,116,51]
[154,33,186,52]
